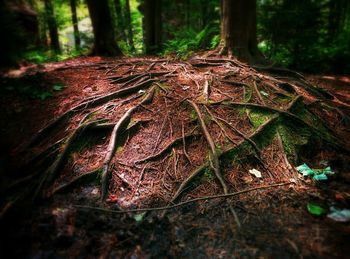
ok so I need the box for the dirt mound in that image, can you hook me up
[1,56,350,257]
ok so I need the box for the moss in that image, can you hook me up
[247,109,274,129]
[277,121,311,163]
[214,144,222,154]
[156,82,171,91]
[190,110,198,120]
[243,87,252,102]
[252,120,278,149]
[288,98,306,118]
[238,107,246,117]
[225,142,254,165]
[126,118,137,130]
[293,105,339,146]
[273,94,293,103]
[70,135,93,152]
[203,167,215,181]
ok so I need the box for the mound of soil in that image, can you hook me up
[0,56,349,258]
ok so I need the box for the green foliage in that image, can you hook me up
[24,49,87,64]
[5,0,348,74]
[210,34,220,49]
[258,0,350,73]
[1,77,66,100]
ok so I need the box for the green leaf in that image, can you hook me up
[53,84,65,91]
[37,92,52,100]
[260,90,269,97]
[296,163,334,180]
[313,173,328,181]
[133,212,146,222]
[307,202,326,216]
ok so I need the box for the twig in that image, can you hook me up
[181,121,192,164]
[252,81,265,105]
[133,163,148,197]
[75,182,291,214]
[152,114,168,153]
[203,79,210,103]
[204,106,237,145]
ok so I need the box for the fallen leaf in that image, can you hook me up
[307,202,326,216]
[249,168,262,178]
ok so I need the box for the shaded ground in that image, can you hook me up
[0,56,349,258]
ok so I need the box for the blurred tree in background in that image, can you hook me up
[258,0,350,73]
[0,0,349,73]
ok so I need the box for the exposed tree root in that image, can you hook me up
[4,56,347,222]
[190,57,247,69]
[252,64,305,80]
[78,182,292,214]
[108,71,171,83]
[171,114,280,202]
[34,120,100,199]
[187,100,228,193]
[186,100,241,227]
[101,87,156,200]
[28,78,157,148]
[52,168,101,195]
[134,134,198,164]
[224,101,346,151]
[202,79,211,103]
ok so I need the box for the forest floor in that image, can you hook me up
[0,56,350,258]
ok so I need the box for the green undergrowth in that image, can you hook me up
[222,101,339,167]
[1,77,66,100]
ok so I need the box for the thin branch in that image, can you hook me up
[75,182,292,214]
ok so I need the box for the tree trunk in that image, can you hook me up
[114,0,127,41]
[44,0,60,53]
[220,0,263,63]
[200,0,208,29]
[328,0,349,40]
[86,0,122,56]
[70,0,80,50]
[143,0,162,54]
[124,0,135,51]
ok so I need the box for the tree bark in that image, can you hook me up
[44,0,60,53]
[200,0,208,29]
[124,0,135,51]
[328,0,349,40]
[220,0,263,64]
[70,0,80,50]
[86,0,122,56]
[142,0,162,54]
